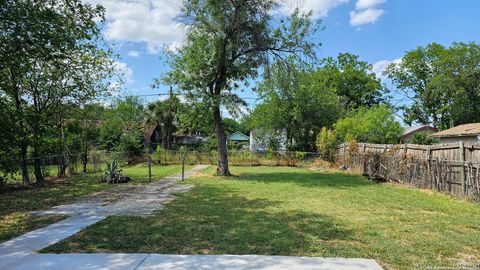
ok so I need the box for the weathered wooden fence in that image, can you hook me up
[338,142,480,200]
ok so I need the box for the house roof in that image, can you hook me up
[432,123,480,138]
[227,131,249,141]
[402,125,437,137]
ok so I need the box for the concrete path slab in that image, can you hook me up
[1,253,148,270]
[0,254,383,270]
[0,215,105,269]
[137,254,384,270]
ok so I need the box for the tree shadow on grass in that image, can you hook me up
[232,169,374,189]
[43,184,356,256]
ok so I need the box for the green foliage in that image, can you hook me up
[409,132,439,145]
[222,118,241,135]
[0,0,115,183]
[100,97,144,151]
[335,105,403,144]
[316,128,339,162]
[164,0,320,174]
[385,42,480,129]
[145,94,183,149]
[321,53,386,109]
[179,146,188,160]
[103,159,130,184]
[252,60,342,151]
[153,146,165,164]
[115,130,144,160]
[0,97,18,187]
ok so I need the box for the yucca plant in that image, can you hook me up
[102,159,130,184]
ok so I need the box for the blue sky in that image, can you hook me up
[97,0,480,114]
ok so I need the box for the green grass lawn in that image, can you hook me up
[44,166,480,270]
[0,164,187,243]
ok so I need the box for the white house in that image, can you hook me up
[249,129,288,152]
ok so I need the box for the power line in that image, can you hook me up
[125,92,260,100]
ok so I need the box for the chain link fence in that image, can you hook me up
[4,149,322,186]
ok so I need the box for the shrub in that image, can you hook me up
[115,130,144,160]
[152,145,165,164]
[409,132,439,145]
[102,159,130,184]
[316,127,339,162]
[335,105,403,144]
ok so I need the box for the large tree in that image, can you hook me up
[0,0,115,184]
[385,42,480,129]
[252,60,342,151]
[165,0,320,175]
[321,53,386,110]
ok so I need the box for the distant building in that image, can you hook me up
[402,125,438,142]
[143,123,206,148]
[227,131,250,143]
[249,129,287,152]
[432,123,480,144]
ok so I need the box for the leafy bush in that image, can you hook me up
[316,127,339,162]
[152,145,165,164]
[115,130,144,160]
[335,105,403,144]
[409,132,439,145]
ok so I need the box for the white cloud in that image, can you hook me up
[372,57,401,79]
[280,0,349,18]
[87,0,185,54]
[113,61,134,84]
[127,50,140,57]
[349,8,384,26]
[355,0,385,9]
[349,0,386,26]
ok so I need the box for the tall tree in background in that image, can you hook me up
[321,53,386,110]
[165,0,320,175]
[385,42,480,129]
[0,0,115,184]
[252,60,342,151]
[146,94,183,150]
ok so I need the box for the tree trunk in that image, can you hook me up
[82,149,88,173]
[213,105,230,176]
[33,146,44,184]
[20,144,30,185]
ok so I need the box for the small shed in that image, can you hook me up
[227,131,250,143]
[432,123,480,144]
[402,125,438,142]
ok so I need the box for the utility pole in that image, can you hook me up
[167,86,173,150]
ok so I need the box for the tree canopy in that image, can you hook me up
[0,0,115,183]
[385,42,480,130]
[164,0,320,175]
[334,105,403,144]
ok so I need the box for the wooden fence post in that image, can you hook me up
[460,141,466,194]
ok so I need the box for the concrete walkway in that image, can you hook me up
[1,254,383,270]
[0,165,384,270]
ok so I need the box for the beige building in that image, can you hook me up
[432,123,480,144]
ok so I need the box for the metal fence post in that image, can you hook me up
[182,157,185,181]
[148,149,152,183]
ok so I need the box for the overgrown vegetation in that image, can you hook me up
[45,167,480,270]
[334,105,403,144]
